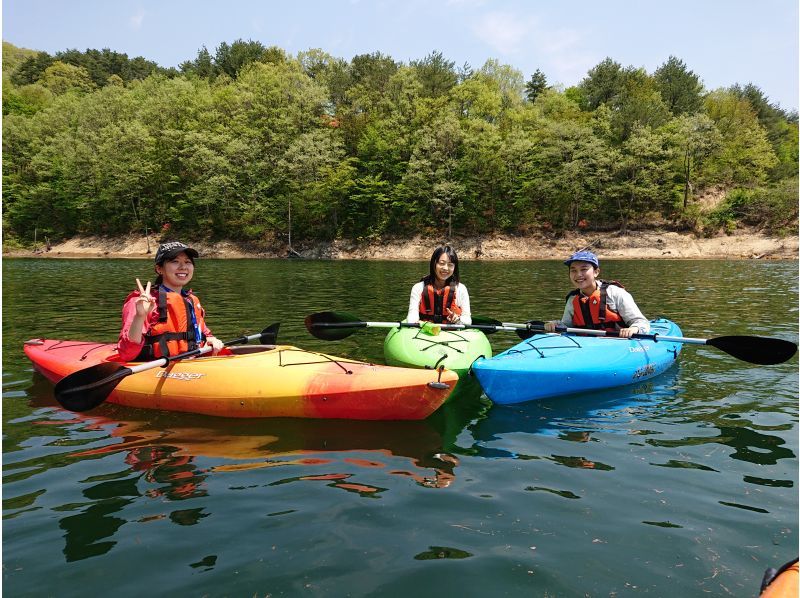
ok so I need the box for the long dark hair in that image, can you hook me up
[422,245,460,286]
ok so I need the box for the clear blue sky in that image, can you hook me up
[3,0,798,111]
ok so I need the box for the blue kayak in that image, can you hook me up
[472,318,683,404]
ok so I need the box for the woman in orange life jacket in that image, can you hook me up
[406,245,472,326]
[117,241,225,362]
[544,250,649,339]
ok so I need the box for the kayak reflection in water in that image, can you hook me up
[544,249,649,339]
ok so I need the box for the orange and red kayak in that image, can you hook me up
[24,339,457,420]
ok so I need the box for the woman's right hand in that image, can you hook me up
[444,308,461,324]
[135,278,156,318]
[543,321,558,333]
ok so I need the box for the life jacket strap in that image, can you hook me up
[157,286,168,322]
[568,281,627,331]
[421,281,456,324]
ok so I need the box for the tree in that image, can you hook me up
[450,74,503,123]
[3,84,54,116]
[653,56,704,115]
[402,115,465,237]
[478,59,525,103]
[54,48,162,86]
[730,83,799,180]
[2,42,41,78]
[533,88,584,122]
[665,114,721,208]
[336,52,399,153]
[610,68,671,141]
[181,46,214,78]
[524,69,548,103]
[579,58,624,110]
[349,52,398,94]
[214,39,280,79]
[40,61,96,95]
[704,90,778,184]
[613,125,673,232]
[276,129,350,242]
[460,119,513,232]
[10,52,55,86]
[411,50,458,98]
[297,48,351,111]
[516,121,617,231]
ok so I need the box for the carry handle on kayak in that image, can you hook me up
[515,321,797,365]
[53,323,280,413]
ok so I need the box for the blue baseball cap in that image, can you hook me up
[564,250,599,268]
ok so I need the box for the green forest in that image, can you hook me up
[3,40,798,249]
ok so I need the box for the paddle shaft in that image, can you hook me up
[54,326,280,411]
[508,322,797,365]
[126,330,265,373]
[305,311,795,365]
[126,328,278,371]
[311,320,519,334]
[512,323,710,345]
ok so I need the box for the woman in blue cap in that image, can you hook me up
[117,241,225,361]
[544,250,649,338]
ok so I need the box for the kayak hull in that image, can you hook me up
[384,326,491,401]
[472,319,682,404]
[24,339,458,420]
[383,326,492,376]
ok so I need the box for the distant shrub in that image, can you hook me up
[704,179,799,235]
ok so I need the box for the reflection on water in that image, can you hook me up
[3,258,798,596]
[4,394,472,564]
[647,426,796,465]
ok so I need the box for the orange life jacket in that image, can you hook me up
[134,286,207,360]
[760,559,798,598]
[419,282,462,324]
[567,280,627,332]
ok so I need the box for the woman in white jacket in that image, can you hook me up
[406,245,472,326]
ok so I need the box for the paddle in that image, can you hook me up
[53,323,281,412]
[304,311,519,341]
[508,321,797,365]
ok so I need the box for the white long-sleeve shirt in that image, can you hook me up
[558,284,650,333]
[406,281,472,325]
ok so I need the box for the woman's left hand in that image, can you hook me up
[618,326,639,339]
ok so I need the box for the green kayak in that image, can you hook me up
[384,325,492,401]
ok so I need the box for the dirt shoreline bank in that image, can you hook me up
[4,230,798,260]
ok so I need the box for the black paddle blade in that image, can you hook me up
[470,315,503,335]
[259,323,280,345]
[707,336,798,365]
[54,362,132,412]
[304,311,363,341]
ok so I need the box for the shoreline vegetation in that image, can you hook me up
[5,229,797,260]
[3,42,798,257]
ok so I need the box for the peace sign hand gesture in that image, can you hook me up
[135,278,156,318]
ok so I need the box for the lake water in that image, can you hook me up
[3,257,797,596]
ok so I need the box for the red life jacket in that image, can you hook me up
[419,282,462,324]
[131,286,208,360]
[567,280,627,332]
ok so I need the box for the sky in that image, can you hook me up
[3,0,798,111]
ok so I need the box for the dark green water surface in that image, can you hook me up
[3,258,797,596]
